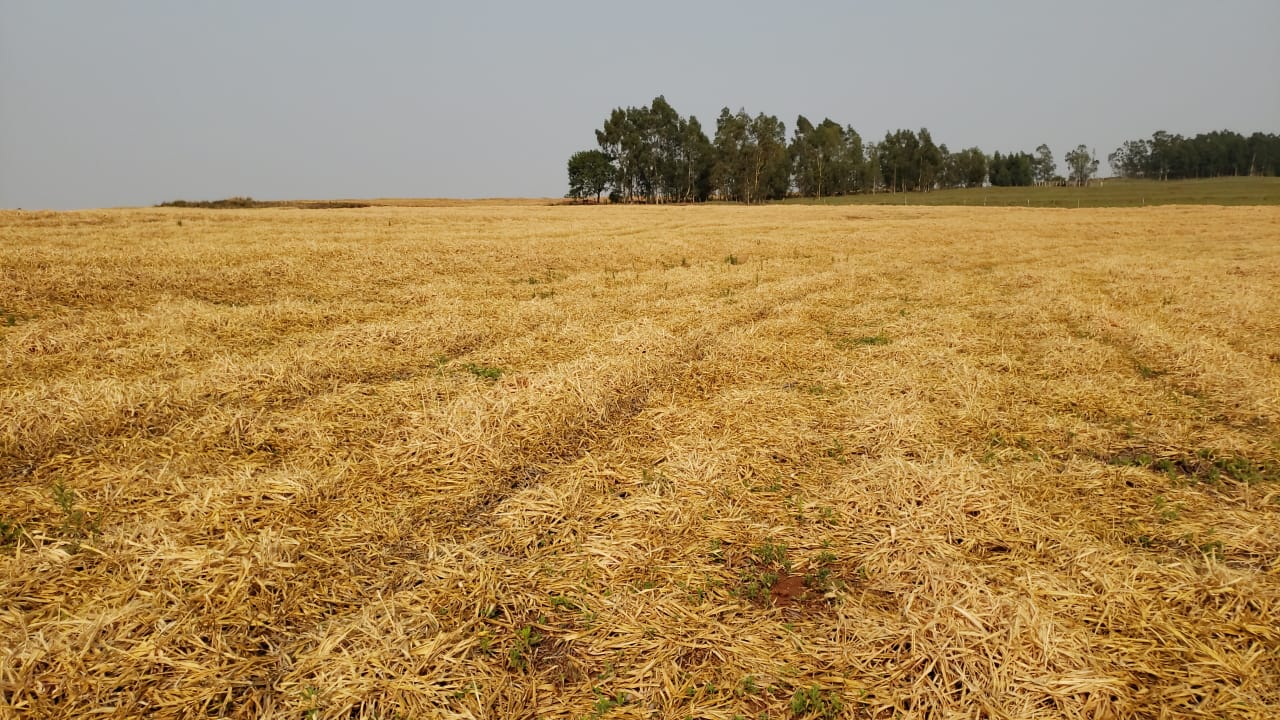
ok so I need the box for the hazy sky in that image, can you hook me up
[2,1,1277,209]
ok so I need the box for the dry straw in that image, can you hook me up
[1,204,1278,718]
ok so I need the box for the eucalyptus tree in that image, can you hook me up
[791,117,865,198]
[939,146,987,188]
[593,96,714,203]
[916,128,942,191]
[714,108,788,203]
[878,129,918,192]
[1064,145,1099,186]
[878,129,941,192]
[713,108,750,202]
[1033,144,1056,185]
[677,115,715,202]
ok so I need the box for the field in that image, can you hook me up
[783,177,1280,208]
[2,204,1279,719]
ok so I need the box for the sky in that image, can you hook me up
[2,0,1277,209]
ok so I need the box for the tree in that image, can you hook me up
[989,151,1034,186]
[649,95,684,202]
[1106,129,1280,179]
[939,146,987,188]
[583,98,1280,203]
[1147,131,1176,180]
[789,116,815,196]
[879,129,920,192]
[1108,139,1150,178]
[840,126,866,194]
[917,128,943,191]
[1248,132,1280,176]
[591,96,714,203]
[863,143,882,194]
[678,115,715,202]
[875,128,940,192]
[1033,144,1055,185]
[790,117,863,198]
[596,106,644,201]
[566,150,614,202]
[714,108,788,203]
[749,112,790,202]
[1064,145,1099,186]
[713,108,750,202]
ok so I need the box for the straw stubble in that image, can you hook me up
[1,204,1278,718]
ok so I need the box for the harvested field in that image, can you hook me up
[2,204,1279,719]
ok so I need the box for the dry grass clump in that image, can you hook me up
[2,204,1279,718]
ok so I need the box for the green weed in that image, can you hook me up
[0,306,28,327]
[751,475,784,493]
[508,625,543,671]
[1136,362,1165,379]
[301,685,320,720]
[1210,453,1279,484]
[736,539,791,601]
[0,517,21,547]
[642,467,673,492]
[738,571,779,602]
[475,631,493,656]
[549,594,579,611]
[804,549,840,593]
[51,481,99,542]
[464,363,503,381]
[1109,448,1278,485]
[789,685,843,719]
[589,687,628,717]
[708,539,725,564]
[753,540,789,568]
[1153,495,1180,523]
[823,439,847,464]
[1199,538,1225,560]
[836,334,890,348]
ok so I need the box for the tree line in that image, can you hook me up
[568,96,1275,203]
[1108,130,1280,180]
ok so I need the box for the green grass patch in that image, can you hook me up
[1,307,30,327]
[1107,448,1279,485]
[781,177,1280,208]
[834,334,890,349]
